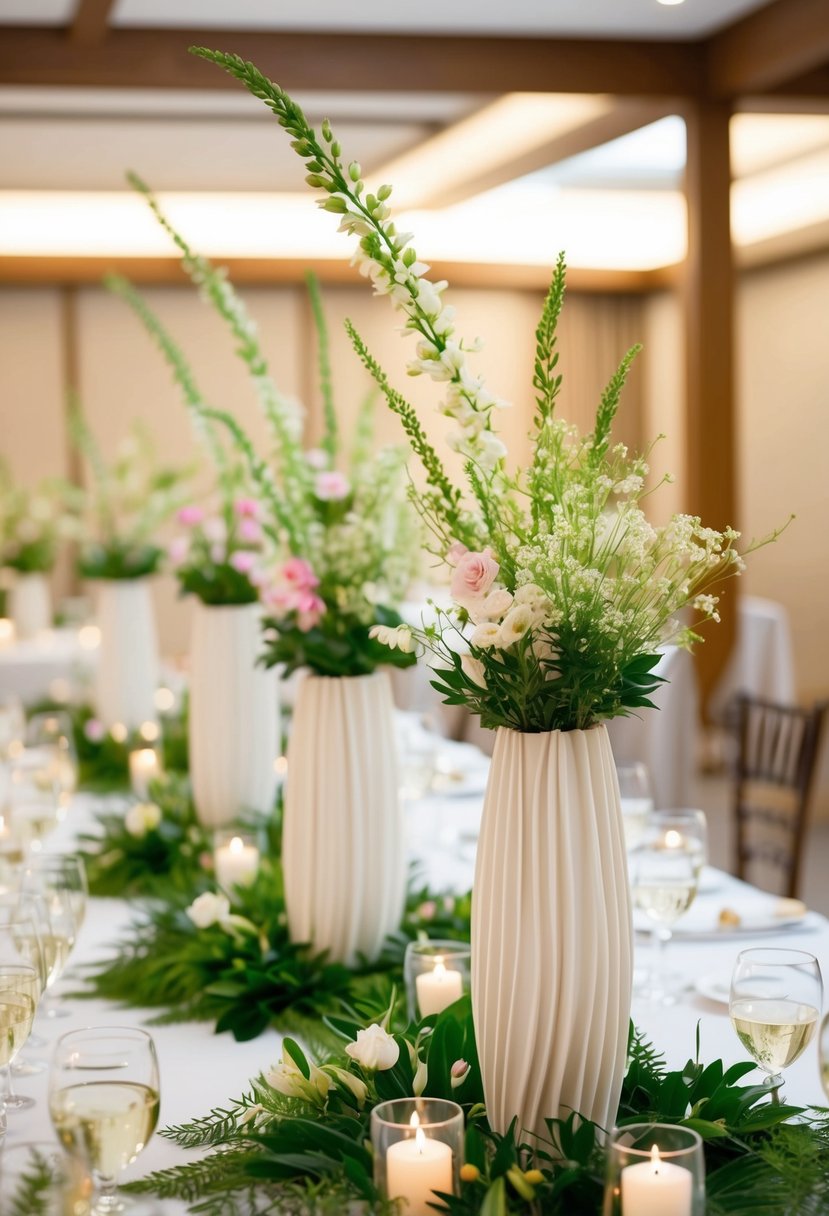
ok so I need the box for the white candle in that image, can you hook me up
[386,1122,453,1216]
[129,748,161,799]
[415,959,464,1017]
[0,618,15,649]
[214,835,260,889]
[621,1146,692,1216]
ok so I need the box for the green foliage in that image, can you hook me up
[177,559,260,606]
[261,603,416,678]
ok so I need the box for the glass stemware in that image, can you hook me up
[730,948,822,1104]
[49,1026,160,1215]
[0,961,40,1111]
[0,899,49,1068]
[630,810,707,1004]
[25,711,79,808]
[4,753,64,856]
[19,866,79,1020]
[0,1139,85,1215]
[820,1012,829,1100]
[616,761,654,852]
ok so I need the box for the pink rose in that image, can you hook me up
[230,551,257,575]
[450,547,500,608]
[282,557,319,591]
[234,497,261,519]
[296,592,325,632]
[177,505,204,527]
[315,471,350,502]
[446,541,468,567]
[238,517,262,544]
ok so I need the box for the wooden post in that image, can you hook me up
[682,97,737,720]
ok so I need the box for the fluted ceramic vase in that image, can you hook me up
[9,572,52,639]
[283,672,405,965]
[93,578,159,730]
[472,724,632,1144]
[189,601,279,828]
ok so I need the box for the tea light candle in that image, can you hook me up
[129,748,161,799]
[0,619,15,649]
[621,1145,692,1216]
[415,958,464,1016]
[386,1116,453,1216]
[214,834,260,889]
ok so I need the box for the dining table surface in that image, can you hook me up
[6,729,829,1215]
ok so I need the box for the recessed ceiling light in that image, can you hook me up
[657,0,686,6]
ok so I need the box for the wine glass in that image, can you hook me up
[616,761,654,851]
[0,899,49,1070]
[5,753,63,855]
[28,853,88,934]
[17,866,79,1020]
[630,811,707,1004]
[730,947,823,1104]
[819,1013,829,1099]
[25,711,79,807]
[49,1026,160,1214]
[0,961,40,1111]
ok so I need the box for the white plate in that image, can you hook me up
[635,907,814,941]
[695,972,731,1005]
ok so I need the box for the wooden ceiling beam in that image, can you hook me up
[708,0,829,96]
[68,0,117,45]
[0,27,706,97]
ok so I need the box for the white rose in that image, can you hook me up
[344,1024,400,1072]
[498,604,534,647]
[470,622,501,649]
[186,891,231,930]
[514,582,546,607]
[481,589,513,619]
[124,802,161,838]
[460,654,487,689]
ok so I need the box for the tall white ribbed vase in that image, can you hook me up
[9,573,52,639]
[189,601,279,828]
[472,724,632,1144]
[93,578,159,730]
[283,672,405,965]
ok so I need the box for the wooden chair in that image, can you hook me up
[734,694,828,898]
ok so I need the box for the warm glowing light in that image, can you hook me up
[47,680,71,704]
[140,720,160,742]
[274,755,289,777]
[433,960,446,980]
[650,1144,662,1171]
[229,836,244,855]
[664,830,684,849]
[78,624,101,650]
[110,722,128,743]
[154,687,175,712]
[409,1111,421,1129]
[657,0,686,6]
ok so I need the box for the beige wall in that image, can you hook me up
[0,279,645,656]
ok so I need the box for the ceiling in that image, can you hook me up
[0,0,827,276]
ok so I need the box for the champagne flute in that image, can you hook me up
[26,712,79,807]
[0,901,49,1069]
[0,961,40,1111]
[730,947,823,1104]
[50,1027,160,1215]
[631,814,705,1004]
[5,754,63,855]
[28,853,88,934]
[616,761,654,852]
[21,873,78,1020]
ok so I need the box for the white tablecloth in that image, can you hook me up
[0,631,96,706]
[709,595,797,721]
[7,777,829,1213]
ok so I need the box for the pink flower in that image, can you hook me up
[177,505,205,527]
[296,593,325,632]
[234,497,262,520]
[168,536,189,567]
[238,517,262,544]
[282,557,319,591]
[446,541,468,567]
[83,718,105,743]
[315,471,350,502]
[450,547,500,608]
[230,551,257,575]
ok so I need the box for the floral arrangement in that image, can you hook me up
[168,494,269,607]
[68,410,193,581]
[109,199,419,678]
[127,989,829,1216]
[193,50,787,732]
[0,464,69,574]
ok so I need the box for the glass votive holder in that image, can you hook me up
[213,829,261,891]
[371,1097,463,1216]
[604,1123,705,1216]
[404,940,471,1020]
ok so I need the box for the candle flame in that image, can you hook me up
[650,1144,661,1174]
[664,829,683,849]
[409,1111,420,1129]
[434,959,446,980]
[415,1126,426,1153]
[229,836,244,855]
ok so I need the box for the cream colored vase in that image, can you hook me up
[9,573,52,639]
[189,601,279,828]
[93,578,159,730]
[283,672,405,965]
[472,724,633,1144]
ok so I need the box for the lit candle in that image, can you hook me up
[415,958,464,1017]
[621,1145,692,1216]
[128,748,161,799]
[0,618,15,649]
[386,1115,453,1216]
[214,835,260,889]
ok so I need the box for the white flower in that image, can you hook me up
[186,891,231,930]
[481,589,513,618]
[514,583,546,608]
[325,1066,369,1106]
[470,622,501,649]
[124,801,161,838]
[498,604,534,647]
[267,1049,330,1104]
[460,654,487,688]
[344,1024,400,1071]
[369,623,414,653]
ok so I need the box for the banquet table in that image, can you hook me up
[0,629,97,706]
[6,761,829,1214]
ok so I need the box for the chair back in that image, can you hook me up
[734,695,827,897]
